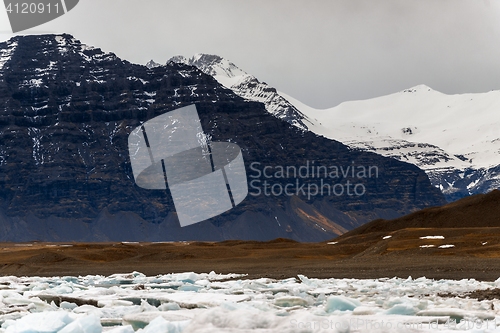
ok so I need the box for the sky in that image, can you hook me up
[1,0,500,109]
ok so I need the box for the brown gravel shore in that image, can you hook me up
[1,238,500,281]
[4,192,500,280]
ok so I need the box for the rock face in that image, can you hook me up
[0,34,445,242]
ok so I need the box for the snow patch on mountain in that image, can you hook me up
[0,39,17,71]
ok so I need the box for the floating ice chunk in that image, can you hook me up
[105,272,147,285]
[140,299,159,312]
[50,285,74,294]
[297,275,319,287]
[385,303,416,315]
[327,241,338,244]
[0,311,26,324]
[73,304,103,317]
[139,316,189,333]
[420,236,444,239]
[58,315,101,333]
[123,312,191,330]
[193,279,210,287]
[417,308,495,321]
[383,235,392,239]
[61,301,78,310]
[352,306,379,315]
[174,272,199,284]
[2,311,72,332]
[97,299,134,308]
[2,295,41,306]
[178,285,202,292]
[325,296,361,312]
[154,292,250,308]
[204,272,247,281]
[307,288,336,295]
[105,325,135,333]
[438,244,455,249]
[158,303,181,311]
[274,296,309,307]
[178,307,274,332]
[420,245,435,248]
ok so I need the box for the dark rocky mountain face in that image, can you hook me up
[0,34,446,242]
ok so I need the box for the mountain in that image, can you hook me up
[165,55,500,202]
[145,59,161,69]
[0,34,445,242]
[166,54,313,130]
[281,86,500,202]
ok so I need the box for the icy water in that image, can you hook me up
[1,272,500,332]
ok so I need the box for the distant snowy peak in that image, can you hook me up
[145,59,161,69]
[400,84,435,93]
[168,54,250,87]
[282,85,500,200]
[299,84,500,170]
[166,53,313,130]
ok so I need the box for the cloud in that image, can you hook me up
[1,0,500,107]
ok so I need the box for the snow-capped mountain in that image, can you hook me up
[0,34,444,241]
[163,54,500,201]
[145,59,161,68]
[281,86,500,201]
[166,54,313,130]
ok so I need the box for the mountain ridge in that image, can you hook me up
[165,53,314,130]
[0,34,445,241]
[163,54,500,201]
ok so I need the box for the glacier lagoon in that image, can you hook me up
[0,271,499,332]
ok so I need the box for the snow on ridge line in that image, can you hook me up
[279,87,500,170]
[167,53,312,130]
[168,53,251,89]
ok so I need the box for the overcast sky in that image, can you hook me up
[1,0,500,108]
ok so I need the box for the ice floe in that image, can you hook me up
[0,272,499,332]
